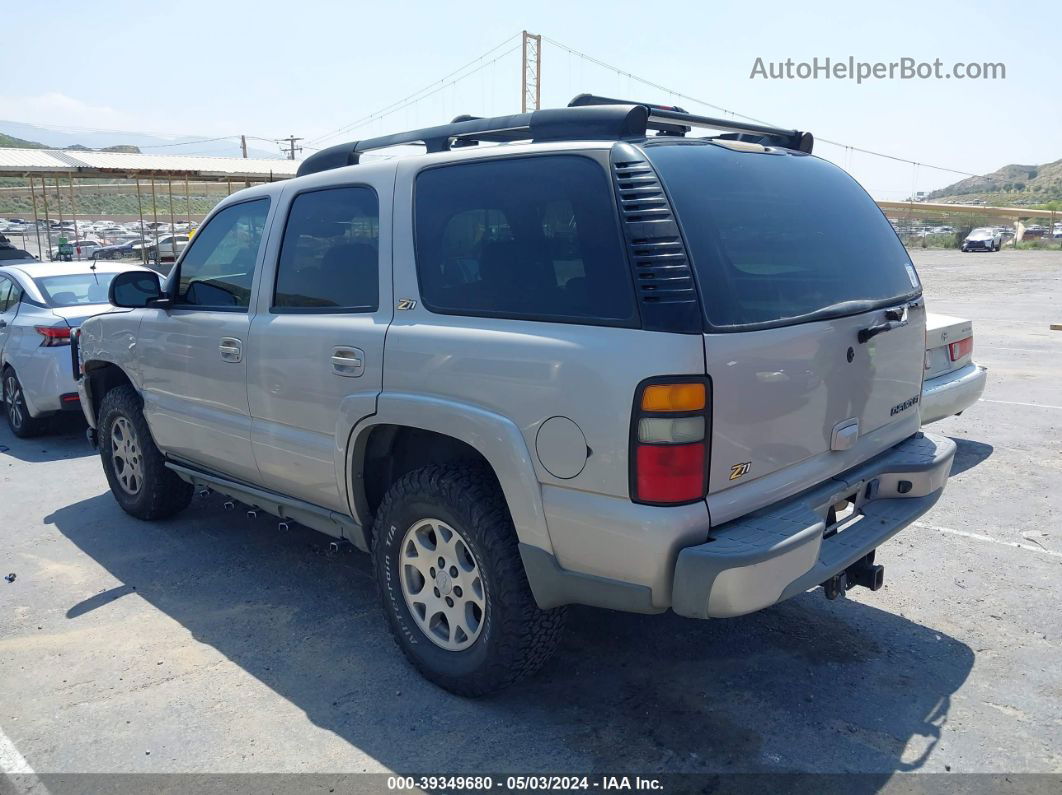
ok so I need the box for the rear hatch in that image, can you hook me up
[645,141,926,501]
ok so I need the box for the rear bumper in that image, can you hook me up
[671,432,956,619]
[921,363,987,424]
[9,345,79,418]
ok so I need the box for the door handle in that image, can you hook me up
[219,337,242,363]
[331,346,364,377]
[0,320,7,328]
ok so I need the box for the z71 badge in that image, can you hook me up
[729,462,751,481]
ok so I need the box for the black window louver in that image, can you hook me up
[611,145,702,333]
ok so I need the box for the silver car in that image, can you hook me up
[961,227,1002,252]
[75,97,956,695]
[921,313,987,423]
[1,261,151,437]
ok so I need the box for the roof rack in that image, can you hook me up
[569,94,813,153]
[296,94,812,177]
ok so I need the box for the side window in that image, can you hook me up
[0,278,12,312]
[273,187,379,312]
[175,198,270,309]
[414,155,636,325]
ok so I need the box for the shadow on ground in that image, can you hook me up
[46,492,974,779]
[0,414,93,463]
[948,437,994,477]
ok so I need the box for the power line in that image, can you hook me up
[306,33,523,147]
[139,136,242,149]
[542,35,979,179]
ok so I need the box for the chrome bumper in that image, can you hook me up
[921,363,987,424]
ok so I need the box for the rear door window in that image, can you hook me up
[644,142,920,330]
[414,155,636,325]
[273,186,379,312]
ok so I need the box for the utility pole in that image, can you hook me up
[278,135,303,160]
[521,31,542,113]
[241,135,250,188]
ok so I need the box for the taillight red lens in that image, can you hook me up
[35,326,72,347]
[948,337,973,361]
[636,443,706,503]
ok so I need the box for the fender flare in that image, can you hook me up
[344,392,554,555]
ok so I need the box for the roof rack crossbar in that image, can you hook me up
[569,94,813,153]
[297,105,651,177]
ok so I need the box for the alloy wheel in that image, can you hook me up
[110,416,144,495]
[399,518,486,651]
[5,374,23,430]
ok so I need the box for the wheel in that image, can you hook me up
[3,368,47,438]
[372,464,566,697]
[98,384,192,520]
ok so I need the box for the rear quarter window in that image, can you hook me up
[413,155,637,326]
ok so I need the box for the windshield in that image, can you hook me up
[644,141,920,330]
[33,272,117,306]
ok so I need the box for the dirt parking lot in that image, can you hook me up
[1,249,1060,786]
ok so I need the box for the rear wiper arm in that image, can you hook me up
[858,307,905,344]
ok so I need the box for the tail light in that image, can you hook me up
[35,326,72,347]
[630,379,710,505]
[948,336,973,361]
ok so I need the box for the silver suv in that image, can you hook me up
[75,96,956,696]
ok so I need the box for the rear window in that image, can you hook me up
[645,142,920,329]
[414,155,637,325]
[33,273,117,306]
[273,186,379,312]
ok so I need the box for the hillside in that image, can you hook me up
[0,120,280,159]
[0,132,48,149]
[928,159,1062,208]
[2,131,142,155]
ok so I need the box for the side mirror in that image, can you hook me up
[109,270,166,308]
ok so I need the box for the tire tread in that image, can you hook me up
[372,463,566,696]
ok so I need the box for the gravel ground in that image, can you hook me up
[0,249,1059,784]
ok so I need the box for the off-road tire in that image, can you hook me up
[3,367,47,438]
[98,385,192,520]
[372,464,566,697]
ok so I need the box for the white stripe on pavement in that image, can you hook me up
[0,725,49,794]
[978,398,1062,411]
[915,522,1062,559]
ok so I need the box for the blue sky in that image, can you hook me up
[2,0,1057,198]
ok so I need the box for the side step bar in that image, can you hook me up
[165,460,369,551]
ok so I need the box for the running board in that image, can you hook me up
[164,460,369,552]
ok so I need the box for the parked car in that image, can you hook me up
[75,98,956,695]
[91,239,140,260]
[921,314,987,424]
[50,240,103,261]
[1,261,152,437]
[131,234,189,262]
[961,227,1002,252]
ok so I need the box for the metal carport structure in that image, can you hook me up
[0,148,298,263]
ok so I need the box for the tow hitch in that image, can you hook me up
[822,552,885,600]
